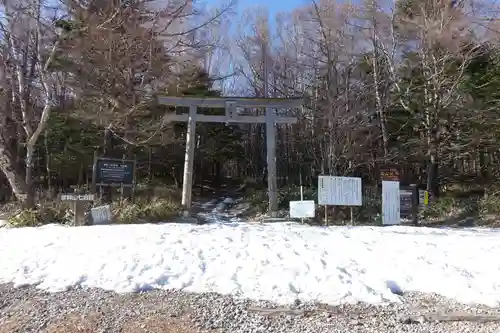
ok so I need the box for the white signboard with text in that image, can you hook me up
[318,176,362,206]
[60,194,95,201]
[289,200,316,218]
[382,181,400,225]
[91,205,112,225]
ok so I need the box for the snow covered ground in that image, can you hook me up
[1,222,500,307]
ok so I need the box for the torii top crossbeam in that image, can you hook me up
[157,96,303,108]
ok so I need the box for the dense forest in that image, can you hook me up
[1,0,500,222]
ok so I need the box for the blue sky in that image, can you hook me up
[236,0,307,15]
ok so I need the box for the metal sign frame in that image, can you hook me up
[318,176,363,206]
[94,157,136,187]
[289,200,316,219]
[382,180,401,225]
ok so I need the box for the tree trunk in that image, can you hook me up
[0,144,29,204]
[214,160,223,187]
[479,148,491,183]
[24,143,37,208]
[102,127,113,202]
[148,147,153,183]
[426,144,439,197]
[426,160,439,196]
[371,53,389,158]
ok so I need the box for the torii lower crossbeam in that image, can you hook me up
[158,96,302,218]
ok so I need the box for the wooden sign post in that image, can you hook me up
[157,96,302,217]
[59,193,95,226]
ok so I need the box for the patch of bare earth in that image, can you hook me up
[48,314,208,333]
[1,311,205,333]
[0,284,219,333]
[1,312,209,333]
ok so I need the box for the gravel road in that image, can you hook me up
[1,283,500,333]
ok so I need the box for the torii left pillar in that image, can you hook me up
[181,105,197,214]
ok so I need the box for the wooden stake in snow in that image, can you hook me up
[157,96,302,217]
[59,193,95,226]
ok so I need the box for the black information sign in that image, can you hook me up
[400,189,413,218]
[95,158,134,186]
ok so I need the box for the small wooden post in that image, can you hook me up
[300,171,304,224]
[74,201,84,226]
[324,206,328,226]
[132,156,137,204]
[350,206,354,225]
[121,154,126,200]
[411,184,419,225]
[91,150,98,194]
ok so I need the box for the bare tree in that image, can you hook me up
[394,0,493,193]
[64,0,235,142]
[229,1,375,182]
[356,0,397,159]
[0,0,72,205]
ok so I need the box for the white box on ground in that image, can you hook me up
[289,200,316,218]
[91,205,112,225]
[382,181,400,225]
[318,176,362,206]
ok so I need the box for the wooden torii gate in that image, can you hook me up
[157,96,303,217]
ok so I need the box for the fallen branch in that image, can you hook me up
[247,307,306,317]
[401,312,500,324]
